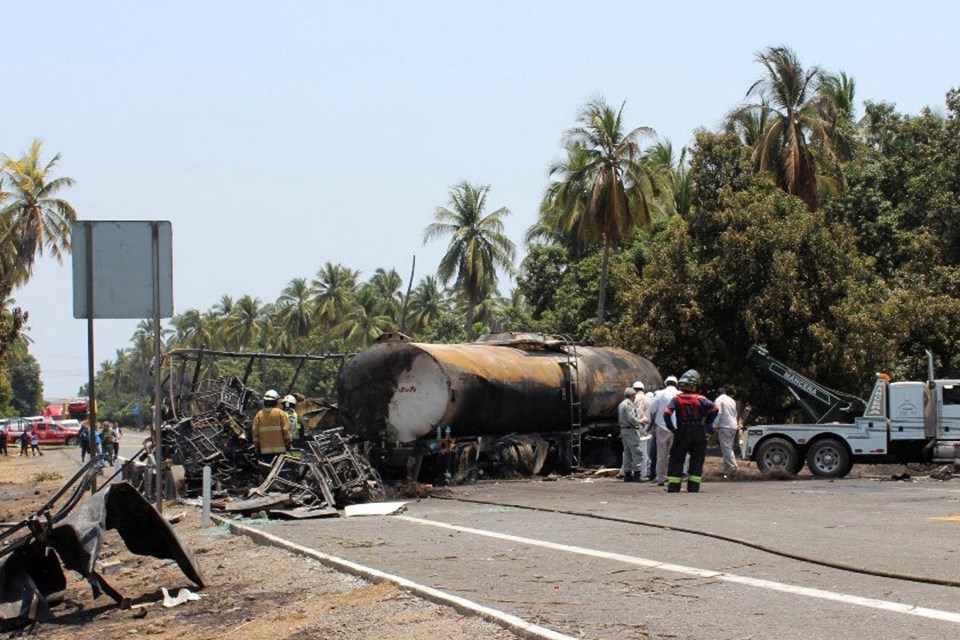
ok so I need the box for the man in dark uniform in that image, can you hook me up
[663,369,718,493]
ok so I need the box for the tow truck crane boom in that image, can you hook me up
[746,345,866,424]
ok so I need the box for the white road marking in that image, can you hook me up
[396,515,960,624]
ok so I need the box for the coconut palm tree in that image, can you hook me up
[736,46,833,210]
[276,277,315,343]
[310,262,359,328]
[423,182,515,339]
[222,295,264,351]
[406,275,448,332]
[333,285,395,348]
[369,267,404,323]
[548,97,656,326]
[171,308,212,349]
[0,140,77,298]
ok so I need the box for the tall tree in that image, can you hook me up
[547,97,656,326]
[310,262,359,328]
[423,182,515,339]
[222,295,264,351]
[734,46,833,210]
[276,277,315,342]
[406,275,448,333]
[0,140,77,298]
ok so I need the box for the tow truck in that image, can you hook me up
[744,344,960,478]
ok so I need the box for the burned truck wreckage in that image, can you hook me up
[149,333,660,497]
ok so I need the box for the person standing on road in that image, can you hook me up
[111,422,122,461]
[663,370,718,493]
[253,389,291,464]
[713,387,740,477]
[18,430,29,456]
[618,387,644,482]
[648,375,680,485]
[29,428,43,456]
[0,428,7,455]
[100,422,115,464]
[632,381,652,480]
[78,422,90,462]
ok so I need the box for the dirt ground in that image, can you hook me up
[0,446,522,640]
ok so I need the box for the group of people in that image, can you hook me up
[0,428,44,456]
[618,369,741,493]
[252,390,301,462]
[78,420,122,465]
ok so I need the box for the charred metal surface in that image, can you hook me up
[0,478,203,627]
[239,428,385,514]
[337,332,662,443]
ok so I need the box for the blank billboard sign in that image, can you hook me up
[72,220,173,319]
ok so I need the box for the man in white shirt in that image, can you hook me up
[648,375,680,485]
[713,387,740,476]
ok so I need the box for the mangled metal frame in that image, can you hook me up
[0,461,204,626]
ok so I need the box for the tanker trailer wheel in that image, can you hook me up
[755,437,799,476]
[806,438,851,478]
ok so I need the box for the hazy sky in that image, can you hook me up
[3,1,957,399]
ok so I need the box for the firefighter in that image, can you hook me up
[282,394,301,447]
[252,389,291,463]
[662,369,718,493]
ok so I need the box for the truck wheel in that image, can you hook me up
[806,439,851,478]
[66,436,79,446]
[755,437,799,475]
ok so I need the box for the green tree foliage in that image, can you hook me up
[8,348,43,416]
[423,182,515,339]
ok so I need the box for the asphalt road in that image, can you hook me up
[246,474,960,640]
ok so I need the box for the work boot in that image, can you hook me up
[623,471,635,482]
[687,482,700,493]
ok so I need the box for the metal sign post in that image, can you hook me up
[72,220,173,512]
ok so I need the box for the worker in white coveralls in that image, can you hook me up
[632,381,652,479]
[713,387,740,476]
[618,387,644,482]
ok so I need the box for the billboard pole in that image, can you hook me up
[152,222,164,513]
[84,222,98,494]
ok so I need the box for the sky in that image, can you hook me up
[3,1,958,399]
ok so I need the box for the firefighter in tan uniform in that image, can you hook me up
[253,389,291,463]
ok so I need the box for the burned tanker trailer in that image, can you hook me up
[336,332,662,481]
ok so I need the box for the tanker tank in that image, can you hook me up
[337,332,662,444]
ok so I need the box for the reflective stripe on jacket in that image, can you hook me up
[253,407,290,454]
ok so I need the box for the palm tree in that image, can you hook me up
[406,275,448,332]
[222,295,264,351]
[276,277,315,343]
[548,97,656,326]
[333,285,395,348]
[423,182,515,339]
[369,267,404,323]
[310,262,359,328]
[0,140,77,298]
[527,142,596,258]
[171,308,212,349]
[815,71,860,184]
[642,141,694,218]
[736,46,832,210]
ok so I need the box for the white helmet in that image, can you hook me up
[283,394,297,405]
[664,375,678,386]
[263,389,280,402]
[632,381,645,391]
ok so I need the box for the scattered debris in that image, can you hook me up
[0,471,203,627]
[344,501,408,517]
[930,465,954,481]
[161,587,202,608]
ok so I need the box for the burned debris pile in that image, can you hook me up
[147,374,383,514]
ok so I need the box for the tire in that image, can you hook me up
[806,438,851,478]
[755,437,799,475]
[65,436,79,446]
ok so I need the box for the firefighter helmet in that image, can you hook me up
[283,394,297,406]
[678,369,700,391]
[263,389,280,403]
